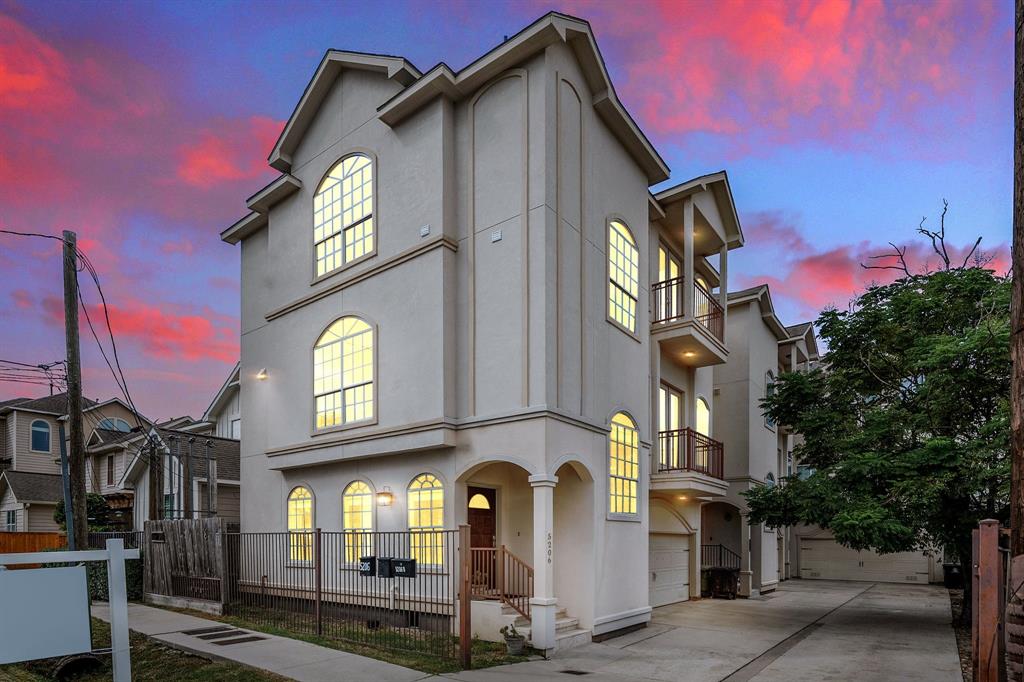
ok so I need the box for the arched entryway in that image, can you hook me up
[553,460,594,631]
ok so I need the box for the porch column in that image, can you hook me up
[528,474,558,651]
[718,243,728,328]
[739,515,754,597]
[689,513,702,599]
[683,198,695,320]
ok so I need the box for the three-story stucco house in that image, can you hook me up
[222,12,745,651]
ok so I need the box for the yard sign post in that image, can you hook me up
[0,538,137,681]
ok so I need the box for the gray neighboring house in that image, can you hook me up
[0,470,65,533]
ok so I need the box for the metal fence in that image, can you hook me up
[88,531,144,550]
[221,528,466,662]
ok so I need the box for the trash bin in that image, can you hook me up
[942,563,963,589]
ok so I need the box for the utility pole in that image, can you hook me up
[205,440,216,517]
[62,230,87,551]
[1011,0,1024,558]
[183,436,194,519]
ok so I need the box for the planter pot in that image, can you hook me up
[504,636,526,656]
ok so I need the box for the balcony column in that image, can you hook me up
[789,346,797,373]
[739,515,754,597]
[718,243,728,329]
[683,197,695,320]
[528,474,558,651]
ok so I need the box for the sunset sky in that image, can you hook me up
[0,0,1012,420]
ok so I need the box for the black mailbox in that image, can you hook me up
[392,558,416,578]
[358,556,376,576]
[377,557,394,578]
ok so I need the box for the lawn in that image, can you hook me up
[0,618,286,682]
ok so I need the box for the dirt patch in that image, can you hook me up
[949,589,970,682]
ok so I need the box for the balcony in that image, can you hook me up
[651,277,728,366]
[650,428,727,497]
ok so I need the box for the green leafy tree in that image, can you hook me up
[744,258,1009,607]
[54,493,114,532]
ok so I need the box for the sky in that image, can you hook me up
[0,0,1013,420]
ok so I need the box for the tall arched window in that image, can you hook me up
[608,220,639,333]
[609,412,639,516]
[342,481,374,562]
[408,474,444,565]
[314,317,374,430]
[98,418,131,432]
[314,153,374,277]
[287,486,314,562]
[30,420,50,452]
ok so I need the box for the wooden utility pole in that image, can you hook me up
[62,230,87,551]
[1011,0,1024,558]
[183,436,194,519]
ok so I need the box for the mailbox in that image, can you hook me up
[358,556,376,577]
[377,557,394,578]
[392,558,416,578]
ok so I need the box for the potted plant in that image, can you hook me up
[500,623,526,655]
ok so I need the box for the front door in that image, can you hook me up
[467,486,496,548]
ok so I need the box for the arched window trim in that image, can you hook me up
[407,473,445,566]
[694,396,711,437]
[29,419,51,453]
[606,218,641,338]
[286,485,315,564]
[607,411,640,520]
[313,151,377,280]
[342,480,375,563]
[311,315,377,434]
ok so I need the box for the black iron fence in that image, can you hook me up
[88,531,145,549]
[221,529,466,662]
[701,543,741,570]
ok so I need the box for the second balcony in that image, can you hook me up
[651,277,728,366]
[651,427,728,497]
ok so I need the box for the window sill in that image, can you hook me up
[311,250,377,287]
[606,315,642,343]
[606,512,641,523]
[311,416,378,438]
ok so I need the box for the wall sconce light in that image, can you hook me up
[256,368,268,381]
[677,495,688,501]
[376,486,394,507]
[683,351,696,359]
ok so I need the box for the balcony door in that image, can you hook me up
[657,244,682,320]
[694,397,711,469]
[658,383,683,469]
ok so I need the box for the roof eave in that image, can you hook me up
[221,211,268,245]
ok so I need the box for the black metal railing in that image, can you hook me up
[652,276,685,323]
[656,428,725,479]
[693,283,725,341]
[702,543,741,570]
[652,277,726,343]
[88,531,144,549]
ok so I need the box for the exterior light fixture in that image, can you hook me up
[683,351,697,358]
[256,368,268,381]
[677,495,688,501]
[376,486,394,507]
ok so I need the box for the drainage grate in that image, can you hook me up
[212,636,267,646]
[181,626,233,636]
[196,630,248,640]
[560,671,591,676]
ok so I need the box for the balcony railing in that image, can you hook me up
[651,277,725,342]
[701,543,741,570]
[656,427,725,479]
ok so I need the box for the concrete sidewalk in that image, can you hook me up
[91,602,431,682]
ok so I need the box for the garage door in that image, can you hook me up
[799,538,930,583]
[649,533,689,607]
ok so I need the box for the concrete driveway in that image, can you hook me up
[446,580,961,682]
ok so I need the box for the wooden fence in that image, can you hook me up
[0,531,67,569]
[144,517,224,613]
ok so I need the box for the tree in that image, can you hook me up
[54,493,114,532]
[744,253,1010,614]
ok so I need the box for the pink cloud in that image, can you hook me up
[177,116,283,186]
[160,239,195,256]
[10,289,32,309]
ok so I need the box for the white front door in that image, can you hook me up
[649,533,690,607]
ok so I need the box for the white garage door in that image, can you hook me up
[649,533,689,607]
[799,538,930,583]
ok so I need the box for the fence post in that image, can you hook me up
[459,523,471,670]
[106,539,132,682]
[314,528,323,637]
[977,519,1001,681]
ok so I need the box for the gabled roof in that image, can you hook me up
[201,362,240,424]
[0,470,64,504]
[727,284,788,340]
[269,51,422,172]
[653,171,744,249]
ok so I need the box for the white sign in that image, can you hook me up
[0,565,91,664]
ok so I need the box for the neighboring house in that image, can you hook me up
[221,12,744,651]
[170,362,241,439]
[709,286,817,596]
[0,470,66,532]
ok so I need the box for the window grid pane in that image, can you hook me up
[314,319,374,430]
[408,475,444,566]
[287,487,313,562]
[315,155,374,277]
[343,481,374,562]
[609,413,639,515]
[608,222,639,332]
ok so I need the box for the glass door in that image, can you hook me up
[658,383,682,469]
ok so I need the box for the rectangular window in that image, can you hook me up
[106,456,114,486]
[5,510,15,532]
[230,419,241,440]
[30,421,50,452]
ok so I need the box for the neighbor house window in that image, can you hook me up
[314,317,374,430]
[314,153,374,277]
[97,418,131,432]
[608,220,639,333]
[230,419,241,439]
[287,486,314,562]
[5,510,15,532]
[30,420,50,452]
[342,481,373,563]
[408,474,444,565]
[609,412,639,516]
[106,455,114,486]
[765,371,776,428]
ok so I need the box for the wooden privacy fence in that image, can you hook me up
[0,531,66,554]
[144,520,474,667]
[974,519,1007,681]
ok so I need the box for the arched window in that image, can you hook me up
[287,486,314,562]
[314,317,374,430]
[98,417,131,432]
[314,153,374,277]
[608,220,639,333]
[765,371,777,428]
[408,474,444,565]
[694,397,711,470]
[30,420,50,452]
[609,412,639,516]
[342,481,374,562]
